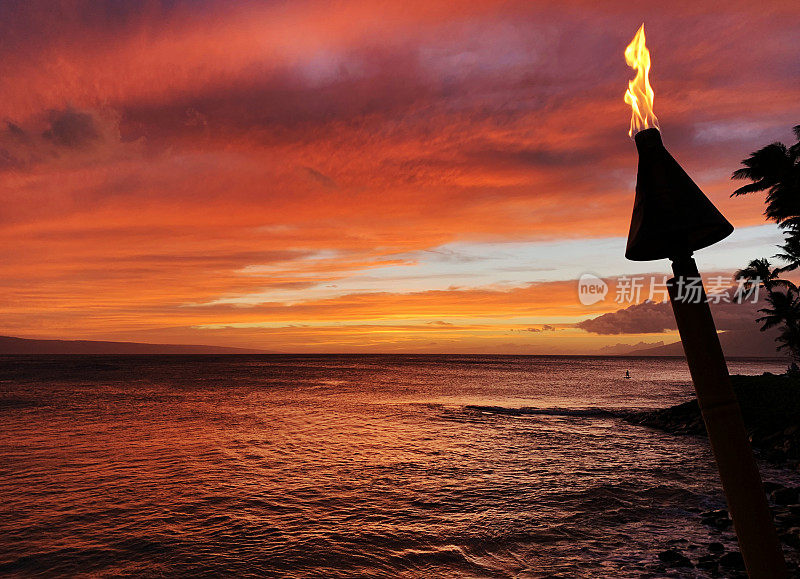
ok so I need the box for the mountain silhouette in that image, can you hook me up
[0,335,270,355]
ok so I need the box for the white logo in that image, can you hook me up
[578,273,608,305]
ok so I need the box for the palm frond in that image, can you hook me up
[731,179,771,196]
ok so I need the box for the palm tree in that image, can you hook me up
[733,125,800,361]
[774,234,800,273]
[755,288,800,361]
[776,323,800,361]
[731,125,800,224]
[734,258,795,296]
[778,216,800,232]
[756,287,800,331]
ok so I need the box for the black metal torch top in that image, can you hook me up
[625,128,734,261]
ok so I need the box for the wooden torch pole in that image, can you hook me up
[668,254,787,578]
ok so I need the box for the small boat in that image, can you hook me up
[624,370,631,379]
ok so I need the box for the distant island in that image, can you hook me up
[602,329,789,358]
[0,335,270,355]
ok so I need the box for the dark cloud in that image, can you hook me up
[577,301,674,334]
[708,301,767,332]
[467,145,602,170]
[516,324,556,332]
[6,122,25,138]
[0,107,123,171]
[42,109,101,148]
[577,298,762,335]
[303,167,338,189]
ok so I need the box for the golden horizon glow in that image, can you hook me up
[624,24,659,137]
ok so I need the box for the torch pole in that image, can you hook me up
[668,254,787,578]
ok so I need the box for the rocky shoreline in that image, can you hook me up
[626,373,800,576]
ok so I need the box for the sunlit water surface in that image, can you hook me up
[1,355,797,577]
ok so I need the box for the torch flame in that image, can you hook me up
[624,24,659,137]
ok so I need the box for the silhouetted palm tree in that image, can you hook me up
[757,288,800,361]
[776,323,800,361]
[735,258,795,294]
[757,288,800,331]
[774,234,800,273]
[731,125,800,224]
[777,216,800,232]
[733,125,800,361]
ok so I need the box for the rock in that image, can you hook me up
[781,527,800,548]
[763,481,784,494]
[774,510,797,528]
[719,551,745,571]
[703,518,731,529]
[624,374,800,467]
[771,486,800,505]
[696,554,718,572]
[767,448,788,462]
[658,548,692,567]
[707,542,725,553]
[701,509,732,529]
[701,509,728,518]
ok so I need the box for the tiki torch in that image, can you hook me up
[623,25,787,577]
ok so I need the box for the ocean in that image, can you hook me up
[0,355,796,577]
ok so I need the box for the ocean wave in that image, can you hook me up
[2,355,793,577]
[0,395,40,410]
[463,405,631,419]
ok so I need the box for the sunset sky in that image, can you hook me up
[2,0,799,353]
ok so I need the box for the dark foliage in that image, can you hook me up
[733,126,800,360]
